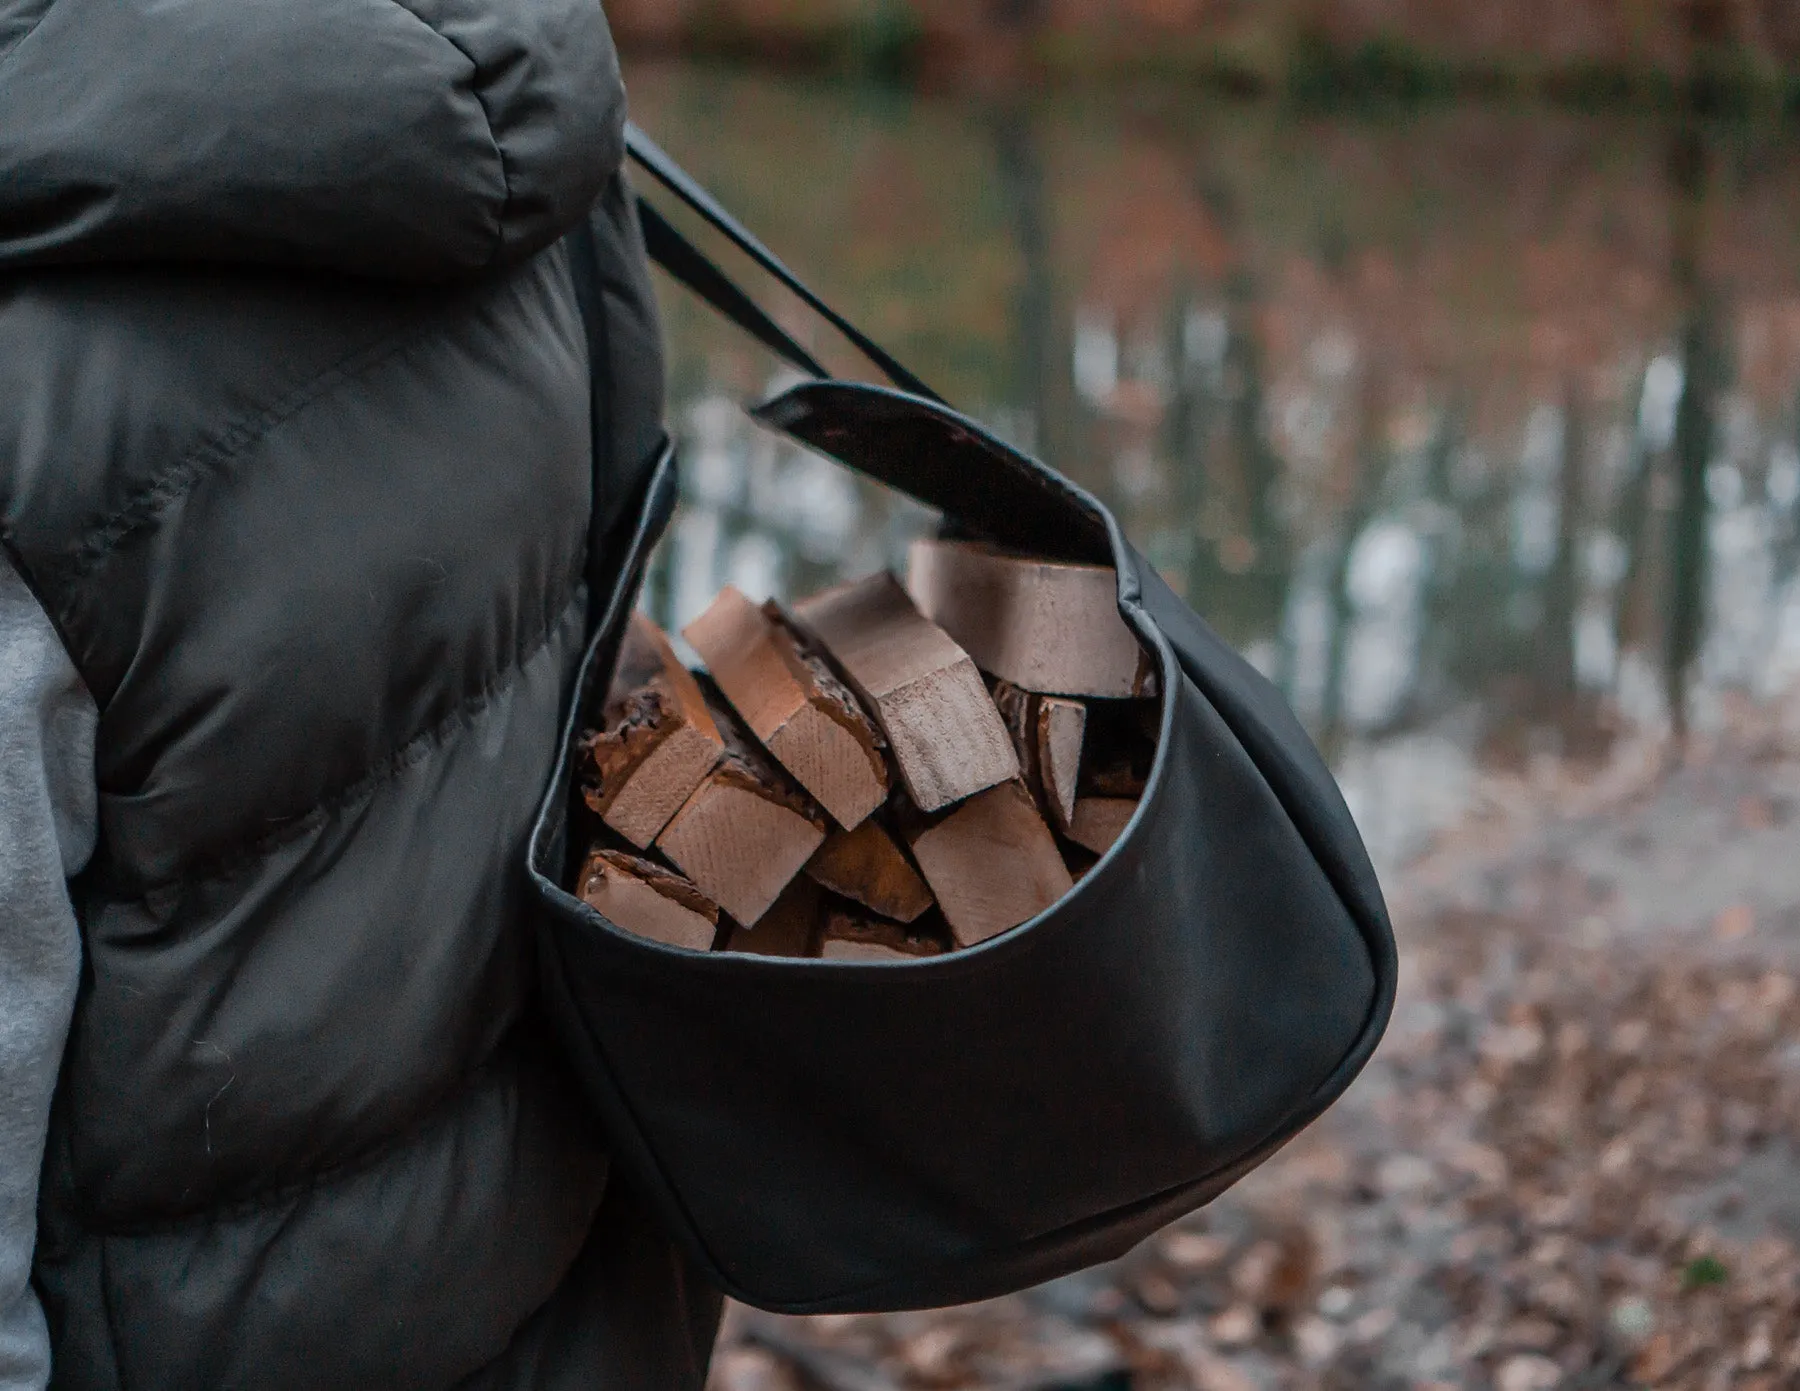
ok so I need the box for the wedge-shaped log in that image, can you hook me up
[579,614,725,849]
[792,572,1017,812]
[818,907,946,963]
[684,587,889,829]
[655,684,829,927]
[992,680,1087,833]
[720,876,824,957]
[804,817,933,923]
[907,538,1156,698]
[902,781,1074,948]
[578,848,720,952]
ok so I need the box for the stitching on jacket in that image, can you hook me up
[0,0,57,77]
[381,1,513,267]
[43,315,441,592]
[125,583,586,894]
[75,1034,545,1240]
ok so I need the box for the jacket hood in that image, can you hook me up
[0,0,625,279]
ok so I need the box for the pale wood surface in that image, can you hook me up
[1037,696,1086,831]
[1067,796,1138,856]
[907,538,1156,698]
[577,849,719,951]
[720,876,823,957]
[793,572,1018,812]
[818,907,945,962]
[804,817,934,923]
[580,613,724,849]
[904,780,1075,947]
[684,587,888,828]
[654,685,829,926]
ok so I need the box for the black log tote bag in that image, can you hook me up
[529,125,1397,1316]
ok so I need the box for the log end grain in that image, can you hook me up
[1067,796,1138,856]
[720,876,824,957]
[581,615,724,848]
[905,780,1075,948]
[793,572,1018,812]
[656,761,828,927]
[578,849,720,952]
[685,588,891,830]
[804,817,934,923]
[881,656,1019,812]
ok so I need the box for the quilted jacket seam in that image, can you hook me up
[0,0,56,75]
[73,1036,533,1240]
[122,583,586,894]
[42,314,440,599]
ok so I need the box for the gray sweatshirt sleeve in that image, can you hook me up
[0,554,96,1391]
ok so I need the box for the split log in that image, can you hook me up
[654,682,829,927]
[992,679,1087,833]
[1037,698,1086,831]
[907,538,1156,698]
[683,586,888,829]
[902,781,1074,948]
[1058,699,1153,856]
[577,848,720,952]
[579,614,725,849]
[804,817,934,923]
[1065,798,1137,856]
[791,572,1017,813]
[818,906,946,963]
[720,876,824,958]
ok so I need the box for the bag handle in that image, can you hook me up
[625,123,944,405]
[622,124,1116,566]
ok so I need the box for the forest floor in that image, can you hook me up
[706,690,1800,1391]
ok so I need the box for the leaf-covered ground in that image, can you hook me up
[708,698,1800,1389]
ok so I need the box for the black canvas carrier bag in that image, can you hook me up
[528,126,1397,1315]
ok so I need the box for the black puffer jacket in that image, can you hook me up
[0,2,719,1386]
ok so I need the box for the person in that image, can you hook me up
[0,2,720,1386]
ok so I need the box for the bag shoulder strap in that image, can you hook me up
[624,123,944,406]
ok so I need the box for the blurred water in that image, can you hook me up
[629,63,1800,871]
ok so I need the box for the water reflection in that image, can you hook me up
[629,65,1800,869]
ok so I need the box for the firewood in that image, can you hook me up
[579,613,725,849]
[1037,697,1086,831]
[1057,698,1152,855]
[577,848,720,952]
[901,781,1074,948]
[791,572,1018,813]
[719,876,824,958]
[654,682,829,927]
[683,586,889,829]
[804,816,934,923]
[1066,797,1137,856]
[991,679,1087,833]
[907,538,1156,698]
[818,906,946,963]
